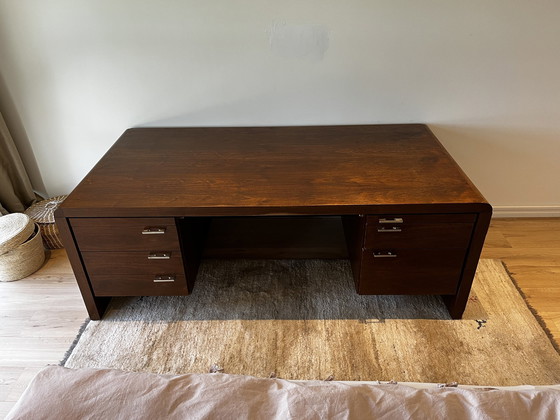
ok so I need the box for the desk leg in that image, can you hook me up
[443,211,492,319]
[55,215,110,320]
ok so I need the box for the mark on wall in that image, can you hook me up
[268,21,330,61]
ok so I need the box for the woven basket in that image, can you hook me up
[0,213,35,255]
[24,195,67,249]
[0,215,45,282]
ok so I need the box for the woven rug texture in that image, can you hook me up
[62,259,560,386]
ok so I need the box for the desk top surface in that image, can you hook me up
[59,124,490,217]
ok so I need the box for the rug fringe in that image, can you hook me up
[59,318,90,366]
[209,364,224,373]
[437,382,459,388]
[501,261,560,355]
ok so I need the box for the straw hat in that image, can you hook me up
[0,213,45,282]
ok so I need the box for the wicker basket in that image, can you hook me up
[0,213,35,255]
[24,195,67,249]
[0,214,45,282]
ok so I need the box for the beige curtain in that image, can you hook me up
[0,111,36,214]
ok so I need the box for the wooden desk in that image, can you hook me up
[55,125,491,320]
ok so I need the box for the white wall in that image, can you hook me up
[1,1,559,213]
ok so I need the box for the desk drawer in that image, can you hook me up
[82,251,187,296]
[364,214,475,249]
[70,218,180,251]
[358,247,466,295]
[82,251,184,275]
[90,273,189,296]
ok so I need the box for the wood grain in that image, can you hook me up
[0,249,87,417]
[57,125,489,217]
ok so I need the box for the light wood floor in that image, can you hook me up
[1,218,559,416]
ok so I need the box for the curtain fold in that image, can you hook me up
[0,111,36,214]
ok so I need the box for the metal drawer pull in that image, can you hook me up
[373,251,397,258]
[148,252,171,260]
[377,227,402,233]
[379,218,403,224]
[142,227,166,235]
[153,275,175,283]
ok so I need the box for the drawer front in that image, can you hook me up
[90,274,189,296]
[358,248,467,295]
[71,218,180,251]
[364,214,475,249]
[82,251,187,296]
[82,251,184,276]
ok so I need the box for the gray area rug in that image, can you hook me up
[63,259,560,385]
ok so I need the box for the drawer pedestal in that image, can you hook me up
[354,214,476,296]
[69,217,201,299]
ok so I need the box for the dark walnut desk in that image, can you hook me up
[55,125,492,320]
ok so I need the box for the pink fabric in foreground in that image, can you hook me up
[6,365,560,420]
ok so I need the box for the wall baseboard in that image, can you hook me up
[492,206,560,218]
